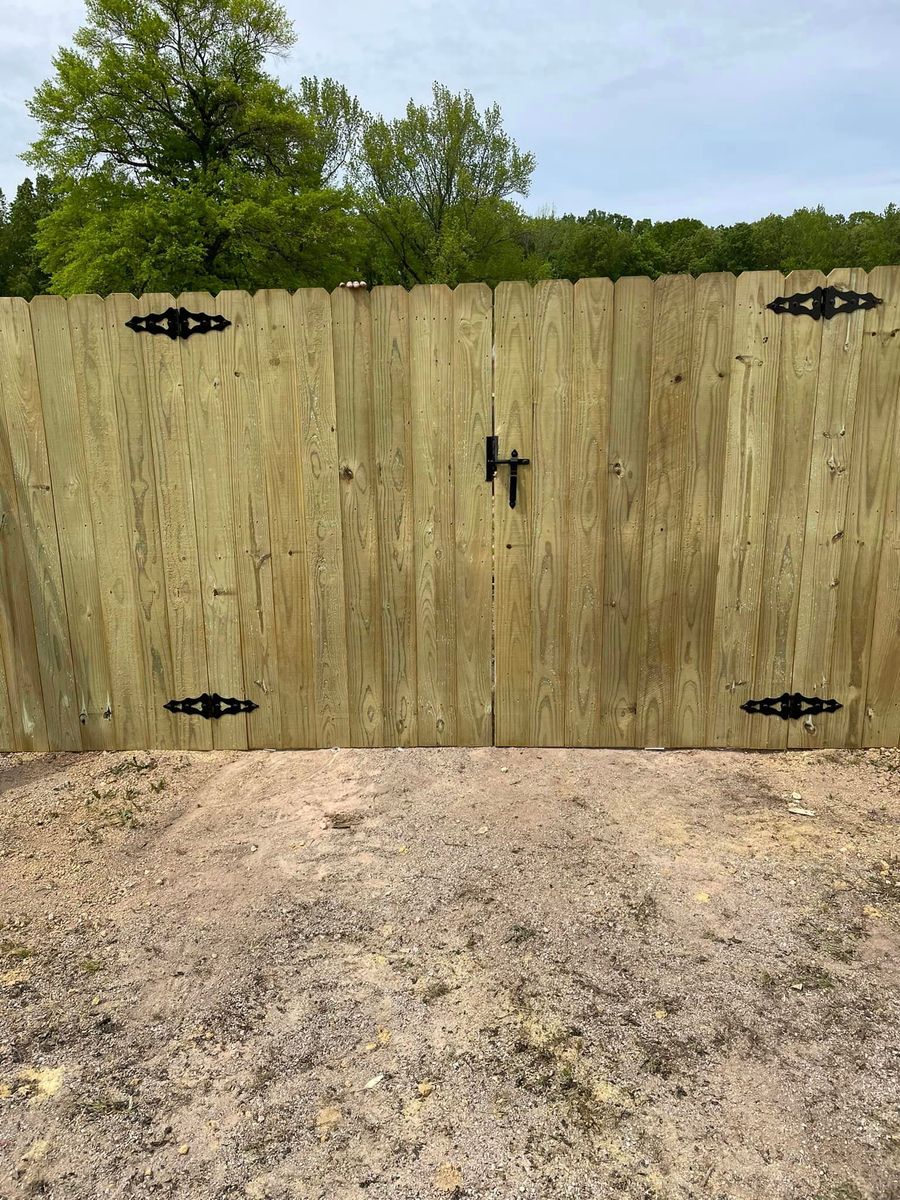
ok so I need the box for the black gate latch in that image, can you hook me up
[486,436,530,509]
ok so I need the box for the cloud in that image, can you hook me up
[2,0,899,224]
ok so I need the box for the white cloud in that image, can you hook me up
[2,0,899,223]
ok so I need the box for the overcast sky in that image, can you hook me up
[2,0,899,223]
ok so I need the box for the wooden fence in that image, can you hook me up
[0,271,898,751]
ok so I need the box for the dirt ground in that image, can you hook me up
[0,746,898,1200]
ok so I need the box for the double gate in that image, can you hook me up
[0,270,898,751]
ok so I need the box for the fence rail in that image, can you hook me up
[0,272,898,751]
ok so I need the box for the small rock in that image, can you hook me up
[177,1144,189,1155]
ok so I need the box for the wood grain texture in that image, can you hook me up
[788,270,868,747]
[599,276,654,746]
[253,289,316,748]
[138,293,212,750]
[30,296,113,749]
[294,290,350,746]
[331,286,383,746]
[565,278,613,746]
[840,267,900,746]
[410,285,455,744]
[0,302,47,750]
[177,291,247,750]
[708,271,783,747]
[637,275,694,747]
[451,284,493,746]
[671,273,734,746]
[104,294,177,748]
[493,282,534,746]
[68,294,151,749]
[372,287,417,745]
[217,291,279,749]
[748,270,825,749]
[530,280,573,745]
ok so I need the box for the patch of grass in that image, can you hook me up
[79,1094,130,1115]
[506,924,538,945]
[79,958,103,974]
[869,855,900,901]
[0,941,32,960]
[149,778,168,793]
[108,755,157,777]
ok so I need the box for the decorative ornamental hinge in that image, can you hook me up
[164,693,258,719]
[126,307,232,340]
[767,285,882,321]
[741,692,842,721]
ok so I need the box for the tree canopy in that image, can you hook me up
[3,0,900,297]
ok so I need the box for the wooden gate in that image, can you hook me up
[0,270,898,752]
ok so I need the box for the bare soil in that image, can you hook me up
[0,746,898,1200]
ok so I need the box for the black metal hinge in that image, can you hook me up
[741,693,842,720]
[486,436,530,509]
[126,307,232,340]
[164,693,258,719]
[767,286,881,321]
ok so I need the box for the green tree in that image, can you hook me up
[25,0,360,293]
[0,177,55,297]
[356,84,538,285]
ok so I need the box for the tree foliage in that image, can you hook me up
[355,84,538,285]
[6,0,900,297]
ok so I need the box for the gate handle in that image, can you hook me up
[486,437,530,509]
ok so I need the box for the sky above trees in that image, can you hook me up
[3,0,900,225]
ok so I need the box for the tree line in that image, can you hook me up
[3,0,900,299]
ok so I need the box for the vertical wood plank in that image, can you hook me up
[565,278,613,747]
[451,283,493,747]
[788,269,869,748]
[599,276,654,747]
[217,291,280,749]
[253,289,317,748]
[372,287,417,745]
[0,630,12,751]
[671,272,734,746]
[105,294,178,748]
[749,270,825,749]
[30,295,114,749]
[708,271,784,746]
[331,286,383,746]
[637,275,694,747]
[494,282,534,746]
[838,267,900,746]
[68,294,151,749]
[411,284,455,745]
[178,291,247,750]
[294,290,350,746]
[530,280,572,745]
[139,293,212,750]
[0,301,48,750]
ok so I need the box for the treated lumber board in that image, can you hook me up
[565,277,614,747]
[599,276,654,747]
[788,271,868,747]
[331,286,384,746]
[253,289,317,748]
[410,284,455,745]
[0,302,48,750]
[708,271,783,747]
[30,295,113,749]
[637,275,694,747]
[138,292,212,750]
[493,281,534,747]
[0,628,12,750]
[68,294,151,749]
[530,279,573,746]
[104,294,177,748]
[216,291,280,749]
[671,272,734,747]
[372,287,417,745]
[293,289,350,746]
[750,269,825,750]
[451,283,493,747]
[177,291,247,751]
[839,267,900,746]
